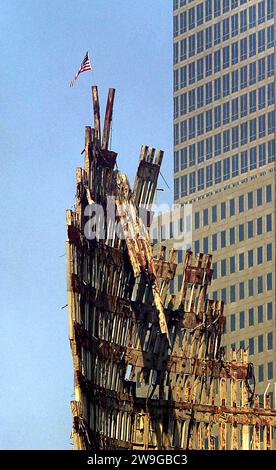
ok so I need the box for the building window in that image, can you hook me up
[240,65,247,88]
[212,233,217,251]
[223,46,230,69]
[266,214,272,232]
[223,157,230,181]
[257,246,263,265]
[267,302,273,321]
[258,305,264,323]
[203,208,208,226]
[258,28,266,53]
[180,66,187,89]
[232,97,238,121]
[248,249,253,268]
[180,148,187,170]
[257,276,263,294]
[210,261,216,282]
[197,86,204,109]
[221,259,226,277]
[180,121,187,144]
[239,253,244,271]
[248,192,253,210]
[203,236,208,253]
[222,75,230,98]
[180,175,188,197]
[230,255,235,274]
[240,151,248,174]
[221,288,226,304]
[230,227,235,245]
[249,338,254,355]
[259,143,266,167]
[221,202,226,220]
[249,308,254,326]
[268,110,275,134]
[266,184,272,203]
[197,113,204,136]
[195,212,200,230]
[230,285,236,303]
[180,11,187,33]
[197,58,204,81]
[258,57,266,81]
[240,94,248,118]
[196,3,203,26]
[240,37,247,61]
[268,82,275,106]
[250,119,257,142]
[214,78,221,101]
[239,282,244,300]
[205,0,212,22]
[248,220,253,239]
[205,53,213,76]
[231,13,238,37]
[205,26,212,49]
[214,133,221,156]
[258,335,264,353]
[230,314,235,332]
[232,126,239,149]
[189,172,196,194]
[268,53,274,77]
[221,230,226,249]
[249,62,256,85]
[174,178,179,200]
[268,139,275,163]
[194,240,200,254]
[188,34,195,57]
[267,273,273,291]
[245,9,253,32]
[223,102,230,125]
[248,279,254,297]
[238,224,244,242]
[268,363,273,380]
[211,205,217,224]
[267,332,273,350]
[239,311,245,329]
[206,164,213,187]
[258,365,264,383]
[229,199,235,217]
[189,62,195,84]
[257,217,263,235]
[214,22,221,45]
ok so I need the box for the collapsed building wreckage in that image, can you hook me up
[66,87,276,450]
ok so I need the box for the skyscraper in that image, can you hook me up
[173,0,275,405]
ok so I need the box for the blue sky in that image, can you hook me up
[0,1,172,449]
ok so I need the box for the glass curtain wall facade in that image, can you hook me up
[173,0,275,406]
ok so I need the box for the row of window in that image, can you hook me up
[174,26,274,63]
[174,145,275,199]
[173,0,273,29]
[174,142,275,179]
[228,303,273,332]
[193,185,273,229]
[174,112,275,150]
[257,362,273,383]
[194,215,273,252]
[174,82,274,119]
[212,244,273,279]
[230,331,273,355]
[210,273,274,304]
[174,54,274,89]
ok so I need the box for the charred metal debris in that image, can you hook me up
[66,87,276,450]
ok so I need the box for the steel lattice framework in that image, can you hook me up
[66,87,276,450]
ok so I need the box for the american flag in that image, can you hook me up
[70,52,92,87]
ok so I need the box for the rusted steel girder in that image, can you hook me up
[66,87,276,451]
